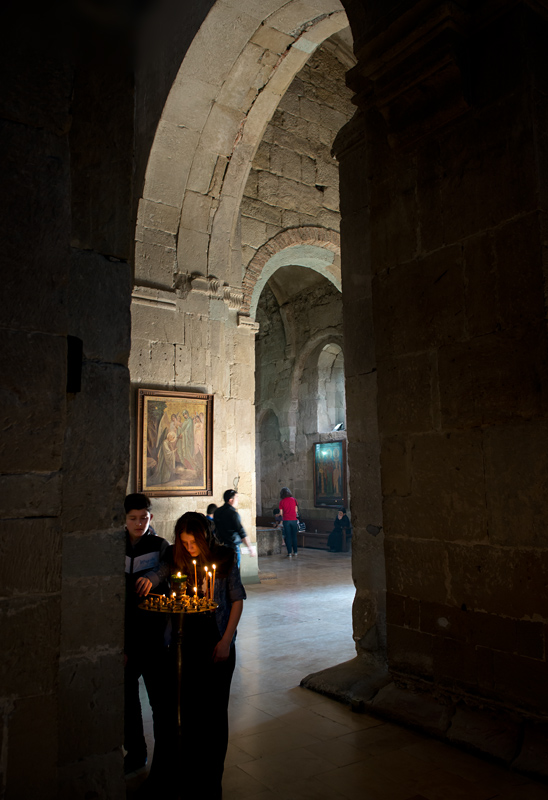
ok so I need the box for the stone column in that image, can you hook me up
[335,113,387,671]
[336,0,548,771]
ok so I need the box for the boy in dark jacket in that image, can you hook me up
[124,493,169,774]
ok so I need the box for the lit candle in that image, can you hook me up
[193,560,197,590]
[212,564,216,600]
[208,571,213,600]
[177,571,182,578]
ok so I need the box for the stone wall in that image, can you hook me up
[337,1,548,762]
[0,8,131,799]
[128,287,257,543]
[241,45,353,270]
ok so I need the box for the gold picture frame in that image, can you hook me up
[137,389,213,497]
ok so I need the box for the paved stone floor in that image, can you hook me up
[128,549,548,799]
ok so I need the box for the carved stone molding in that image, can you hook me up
[190,274,221,296]
[237,315,260,333]
[173,272,191,298]
[174,273,222,300]
[223,286,244,311]
[132,286,177,310]
[173,272,244,309]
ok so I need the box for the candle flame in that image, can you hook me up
[177,572,181,578]
[192,560,196,565]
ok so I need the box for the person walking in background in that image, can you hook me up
[279,487,299,558]
[214,489,256,566]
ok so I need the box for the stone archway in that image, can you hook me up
[242,226,341,319]
[137,2,350,291]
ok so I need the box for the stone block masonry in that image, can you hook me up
[241,46,353,259]
[333,3,548,769]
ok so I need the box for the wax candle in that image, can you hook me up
[208,571,213,600]
[212,564,216,600]
[193,560,197,590]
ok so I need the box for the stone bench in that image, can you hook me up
[256,526,284,556]
[256,517,350,552]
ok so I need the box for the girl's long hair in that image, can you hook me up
[173,511,233,579]
[280,487,292,499]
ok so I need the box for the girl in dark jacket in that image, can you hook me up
[142,512,245,798]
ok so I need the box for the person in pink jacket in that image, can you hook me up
[279,487,299,558]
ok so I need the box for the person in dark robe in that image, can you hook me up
[327,508,351,552]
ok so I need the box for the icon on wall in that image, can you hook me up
[137,389,213,497]
[313,440,347,508]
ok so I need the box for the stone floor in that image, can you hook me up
[127,549,548,799]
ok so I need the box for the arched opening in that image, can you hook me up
[317,343,345,432]
[255,261,349,525]
[256,408,284,518]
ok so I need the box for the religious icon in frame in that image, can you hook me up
[137,389,213,497]
[313,440,347,508]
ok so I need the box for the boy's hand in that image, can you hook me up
[135,577,152,596]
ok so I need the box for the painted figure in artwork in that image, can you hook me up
[193,412,204,458]
[156,431,177,483]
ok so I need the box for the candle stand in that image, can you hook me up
[139,592,217,733]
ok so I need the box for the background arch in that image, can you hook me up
[242,226,341,318]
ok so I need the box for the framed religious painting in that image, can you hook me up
[137,389,213,497]
[313,440,347,508]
